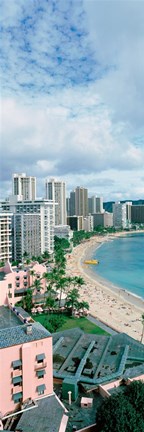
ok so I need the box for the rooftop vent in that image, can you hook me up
[25,324,32,335]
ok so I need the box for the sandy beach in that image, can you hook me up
[66,233,144,342]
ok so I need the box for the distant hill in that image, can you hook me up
[104,200,144,213]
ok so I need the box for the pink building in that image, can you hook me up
[0,261,48,307]
[0,304,53,417]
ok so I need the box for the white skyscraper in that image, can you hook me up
[75,187,88,217]
[96,197,103,213]
[113,202,127,228]
[12,173,36,201]
[45,178,66,225]
[0,212,12,264]
[2,198,55,260]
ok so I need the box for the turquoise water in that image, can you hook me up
[92,233,144,299]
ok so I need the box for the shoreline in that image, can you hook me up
[66,232,144,342]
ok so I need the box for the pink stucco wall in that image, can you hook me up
[0,262,47,307]
[0,336,53,417]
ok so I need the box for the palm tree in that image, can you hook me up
[30,269,35,286]
[65,288,80,315]
[140,313,144,343]
[72,276,85,290]
[77,300,89,315]
[55,276,68,309]
[32,278,42,293]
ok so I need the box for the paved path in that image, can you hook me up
[87,314,118,335]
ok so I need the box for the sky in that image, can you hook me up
[1,0,144,201]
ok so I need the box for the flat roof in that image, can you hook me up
[0,306,22,330]
[0,306,51,349]
[52,328,144,387]
[16,394,67,432]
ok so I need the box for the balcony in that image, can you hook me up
[35,361,47,371]
[12,369,22,378]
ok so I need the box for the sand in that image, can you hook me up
[66,233,144,342]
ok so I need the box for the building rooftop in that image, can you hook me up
[52,328,144,387]
[16,394,67,432]
[0,306,51,349]
[0,306,22,330]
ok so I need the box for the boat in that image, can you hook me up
[84,259,99,265]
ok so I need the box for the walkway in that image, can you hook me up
[87,314,118,335]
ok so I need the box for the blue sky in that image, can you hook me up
[1,0,144,201]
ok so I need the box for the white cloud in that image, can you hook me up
[1,0,144,200]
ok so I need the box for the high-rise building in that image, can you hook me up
[45,178,66,225]
[92,212,113,228]
[75,187,88,217]
[67,215,84,231]
[12,173,36,201]
[13,213,41,261]
[131,205,144,224]
[69,191,76,216]
[96,197,103,213]
[113,202,127,228]
[2,197,55,260]
[88,196,103,214]
[0,212,12,264]
[88,196,96,214]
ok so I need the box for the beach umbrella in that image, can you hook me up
[37,306,43,313]
[56,290,67,300]
[31,307,37,314]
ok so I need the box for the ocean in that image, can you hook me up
[92,233,144,299]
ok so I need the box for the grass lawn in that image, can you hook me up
[33,313,109,335]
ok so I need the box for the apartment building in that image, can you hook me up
[131,205,144,224]
[67,215,84,231]
[93,212,113,228]
[113,202,127,229]
[12,173,36,201]
[0,261,47,306]
[75,187,88,217]
[13,213,41,261]
[45,178,66,225]
[2,197,55,259]
[0,305,53,417]
[0,212,12,264]
[88,196,103,214]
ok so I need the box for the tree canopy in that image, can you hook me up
[95,381,144,432]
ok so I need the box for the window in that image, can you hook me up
[37,384,46,395]
[12,376,22,386]
[36,353,45,363]
[8,283,12,289]
[12,392,23,403]
[37,370,46,379]
[12,360,22,370]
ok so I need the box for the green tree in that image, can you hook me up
[32,278,42,294]
[30,269,35,286]
[72,276,85,290]
[42,250,50,260]
[124,380,144,419]
[65,288,80,315]
[45,296,57,310]
[96,381,144,432]
[77,300,89,314]
[24,289,33,312]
